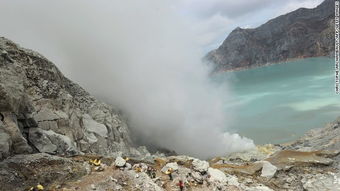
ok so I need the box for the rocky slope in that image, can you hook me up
[0,37,147,160]
[0,37,339,191]
[206,0,334,71]
[0,117,339,191]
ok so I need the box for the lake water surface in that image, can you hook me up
[217,57,340,144]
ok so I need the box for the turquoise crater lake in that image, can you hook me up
[216,57,340,144]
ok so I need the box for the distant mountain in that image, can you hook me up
[206,0,334,71]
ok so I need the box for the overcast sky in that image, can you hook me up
[0,0,324,54]
[171,0,324,52]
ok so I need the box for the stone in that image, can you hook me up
[115,185,123,190]
[207,167,227,183]
[191,171,203,183]
[33,108,60,122]
[94,166,105,172]
[125,170,163,191]
[1,114,32,154]
[29,128,57,154]
[29,128,78,155]
[83,114,108,138]
[301,172,340,191]
[125,163,132,170]
[0,58,26,113]
[139,163,149,172]
[255,161,277,178]
[161,162,179,173]
[245,185,274,191]
[115,157,126,167]
[0,128,11,159]
[192,158,209,172]
[225,174,240,187]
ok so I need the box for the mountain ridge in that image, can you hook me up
[206,0,334,71]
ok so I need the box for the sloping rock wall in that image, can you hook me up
[0,37,141,160]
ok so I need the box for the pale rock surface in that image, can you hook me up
[125,171,163,191]
[29,128,78,155]
[225,174,240,186]
[192,158,209,172]
[255,161,277,178]
[82,114,108,138]
[207,167,227,183]
[161,162,179,173]
[243,185,274,191]
[0,124,11,159]
[114,157,126,167]
[301,172,340,191]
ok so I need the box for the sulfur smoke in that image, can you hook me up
[0,0,254,158]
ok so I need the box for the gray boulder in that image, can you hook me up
[29,128,78,155]
[301,172,340,191]
[207,167,227,183]
[161,162,179,173]
[0,124,11,159]
[256,161,277,179]
[192,158,209,172]
[115,157,127,167]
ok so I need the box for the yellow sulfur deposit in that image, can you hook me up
[28,184,44,190]
[165,168,173,175]
[36,184,44,190]
[135,167,142,173]
[89,159,101,166]
[257,144,275,155]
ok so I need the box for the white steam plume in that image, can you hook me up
[0,0,254,158]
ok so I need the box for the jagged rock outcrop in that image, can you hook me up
[206,0,334,71]
[0,37,144,160]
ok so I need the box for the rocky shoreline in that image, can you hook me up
[212,56,330,73]
[0,37,339,191]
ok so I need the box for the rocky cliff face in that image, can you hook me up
[206,0,334,71]
[0,37,146,160]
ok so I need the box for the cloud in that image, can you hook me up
[275,0,324,17]
[0,0,255,158]
[178,0,271,19]
[178,0,325,50]
[187,13,232,51]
